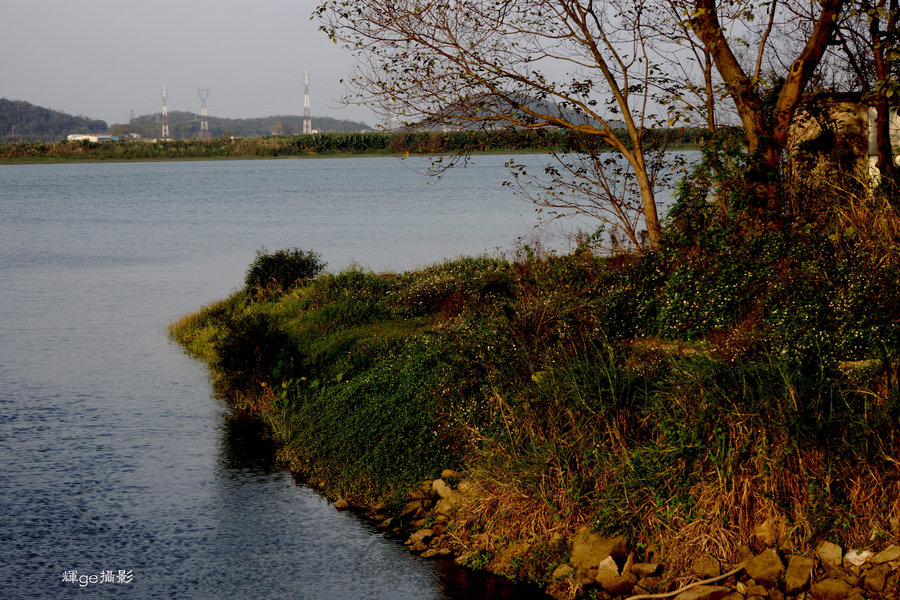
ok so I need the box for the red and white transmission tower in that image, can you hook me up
[198,89,211,139]
[161,86,170,139]
[303,71,312,134]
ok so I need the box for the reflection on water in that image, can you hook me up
[216,413,550,600]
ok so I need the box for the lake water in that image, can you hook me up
[0,156,588,599]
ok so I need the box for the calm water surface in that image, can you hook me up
[0,157,557,599]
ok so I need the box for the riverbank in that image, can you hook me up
[169,176,900,598]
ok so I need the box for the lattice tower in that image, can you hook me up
[198,89,211,140]
[161,86,169,139]
[303,71,312,134]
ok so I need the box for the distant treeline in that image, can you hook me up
[0,127,736,162]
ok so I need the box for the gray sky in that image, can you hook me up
[0,0,374,126]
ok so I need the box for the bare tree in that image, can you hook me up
[317,0,693,248]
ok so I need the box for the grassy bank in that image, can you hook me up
[169,167,900,591]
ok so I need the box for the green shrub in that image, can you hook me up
[244,247,326,292]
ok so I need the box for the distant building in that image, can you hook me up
[789,93,900,185]
[67,134,120,143]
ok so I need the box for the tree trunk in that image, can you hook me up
[870,0,898,184]
[691,0,847,212]
[635,162,661,247]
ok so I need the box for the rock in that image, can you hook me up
[595,557,636,595]
[721,593,744,600]
[769,589,785,600]
[594,556,634,594]
[631,563,662,578]
[745,549,785,588]
[376,516,396,531]
[421,547,452,559]
[785,555,815,593]
[736,545,755,563]
[811,578,853,600]
[632,585,651,596]
[594,556,624,591]
[596,555,619,578]
[872,544,900,564]
[753,517,783,548]
[569,528,628,572]
[692,555,721,579]
[600,572,638,595]
[409,541,428,553]
[333,498,349,509]
[399,499,423,522]
[638,576,662,592]
[816,542,844,570]
[369,502,388,514]
[434,497,455,516]
[407,528,434,546]
[673,585,733,600]
[843,549,873,570]
[432,479,453,499]
[441,469,460,479]
[863,564,891,593]
[623,552,635,576]
[746,583,768,597]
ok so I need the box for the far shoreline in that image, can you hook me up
[0,144,703,166]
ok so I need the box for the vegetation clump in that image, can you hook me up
[169,156,900,591]
[244,247,326,295]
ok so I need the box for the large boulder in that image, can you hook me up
[816,541,844,571]
[744,548,785,588]
[863,564,892,593]
[784,555,815,594]
[431,478,453,499]
[872,544,900,564]
[691,555,721,579]
[595,555,638,595]
[810,578,853,600]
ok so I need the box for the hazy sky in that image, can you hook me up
[0,0,375,126]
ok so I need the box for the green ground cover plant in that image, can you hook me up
[169,154,900,584]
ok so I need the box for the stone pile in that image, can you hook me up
[371,469,467,559]
[337,477,899,600]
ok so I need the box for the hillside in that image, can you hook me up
[0,99,108,142]
[118,112,373,140]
